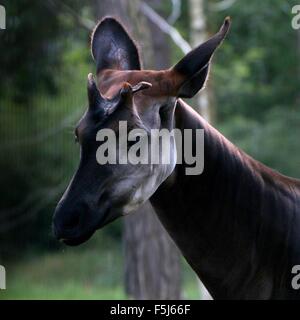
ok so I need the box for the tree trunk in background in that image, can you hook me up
[124,202,181,299]
[188,0,214,123]
[94,0,181,300]
[188,0,213,300]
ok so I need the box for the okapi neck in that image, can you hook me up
[151,99,300,299]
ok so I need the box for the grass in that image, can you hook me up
[1,233,126,300]
[0,232,201,300]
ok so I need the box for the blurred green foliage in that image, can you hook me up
[209,0,299,119]
[207,0,300,177]
[0,0,95,256]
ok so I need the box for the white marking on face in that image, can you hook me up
[123,154,176,216]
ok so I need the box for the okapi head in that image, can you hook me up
[53,17,231,245]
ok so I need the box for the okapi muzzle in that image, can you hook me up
[52,16,230,246]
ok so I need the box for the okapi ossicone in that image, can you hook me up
[53,17,300,299]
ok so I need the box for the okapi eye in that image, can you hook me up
[74,128,79,144]
[74,127,79,143]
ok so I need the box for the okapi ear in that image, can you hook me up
[172,17,231,98]
[91,17,141,73]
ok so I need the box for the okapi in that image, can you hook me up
[53,17,300,299]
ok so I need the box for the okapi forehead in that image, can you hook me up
[98,69,183,98]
